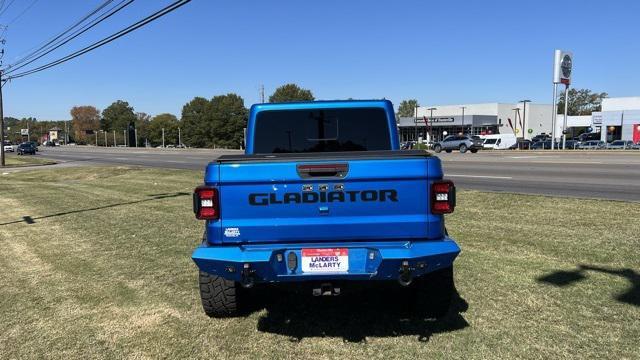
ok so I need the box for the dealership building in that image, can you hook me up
[398,102,553,142]
[555,96,640,142]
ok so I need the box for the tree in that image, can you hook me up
[101,100,136,131]
[209,93,248,148]
[180,97,211,148]
[397,99,420,117]
[135,112,151,146]
[147,113,178,146]
[557,88,608,115]
[269,83,314,103]
[70,106,100,144]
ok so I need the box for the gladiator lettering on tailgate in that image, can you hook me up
[302,248,349,273]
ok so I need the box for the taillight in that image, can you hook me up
[193,186,220,220]
[431,180,456,214]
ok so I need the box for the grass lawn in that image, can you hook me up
[2,154,56,167]
[0,167,638,359]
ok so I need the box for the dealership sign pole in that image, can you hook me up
[552,50,572,150]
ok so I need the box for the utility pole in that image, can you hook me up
[0,70,4,167]
[260,84,265,103]
[113,130,116,147]
[123,129,127,147]
[134,128,138,148]
[162,128,165,148]
[104,131,107,147]
[178,127,181,146]
[95,131,98,146]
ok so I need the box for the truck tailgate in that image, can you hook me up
[206,152,444,244]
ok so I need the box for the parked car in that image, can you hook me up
[509,138,532,150]
[577,132,602,142]
[531,140,551,150]
[29,141,39,152]
[606,140,634,150]
[563,140,580,149]
[579,140,606,150]
[433,135,483,153]
[632,142,640,150]
[3,142,14,152]
[531,134,552,143]
[17,142,37,155]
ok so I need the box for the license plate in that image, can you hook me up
[301,248,349,273]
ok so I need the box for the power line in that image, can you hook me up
[5,0,121,70]
[0,0,16,17]
[6,0,191,80]
[7,0,40,25]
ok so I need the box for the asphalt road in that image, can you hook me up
[25,146,640,201]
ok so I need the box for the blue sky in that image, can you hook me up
[2,0,639,120]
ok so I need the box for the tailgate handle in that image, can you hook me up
[297,163,349,178]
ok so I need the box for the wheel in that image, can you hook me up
[433,144,442,153]
[470,149,478,153]
[413,266,454,318]
[459,144,468,153]
[199,271,242,317]
[445,149,452,153]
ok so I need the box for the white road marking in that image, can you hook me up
[448,174,513,179]
[530,161,603,164]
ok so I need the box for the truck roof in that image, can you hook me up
[249,99,394,113]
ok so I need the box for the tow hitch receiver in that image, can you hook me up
[241,263,256,288]
[398,260,414,286]
[313,283,341,296]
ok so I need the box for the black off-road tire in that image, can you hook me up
[199,271,241,318]
[459,144,468,153]
[413,266,454,318]
[433,144,442,153]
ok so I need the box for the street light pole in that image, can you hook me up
[520,99,531,140]
[551,83,558,150]
[414,105,419,142]
[95,131,98,146]
[460,106,466,134]
[562,85,569,150]
[113,130,116,147]
[427,107,437,142]
[123,129,127,147]
[178,127,181,146]
[103,131,107,147]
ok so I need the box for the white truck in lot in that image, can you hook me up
[480,134,517,150]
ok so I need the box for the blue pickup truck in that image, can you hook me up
[192,100,460,317]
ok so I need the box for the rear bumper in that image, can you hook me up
[192,238,460,283]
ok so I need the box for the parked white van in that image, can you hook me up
[480,134,517,150]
